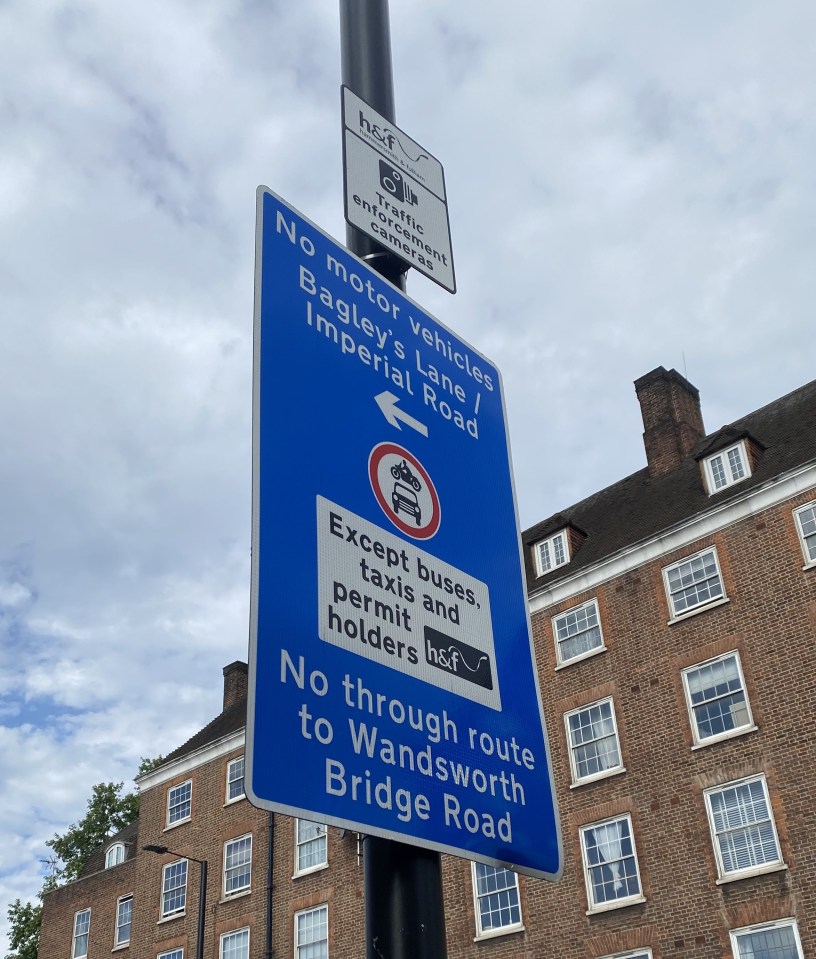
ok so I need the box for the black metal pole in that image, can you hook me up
[340,0,409,291]
[339,3,447,958]
[196,859,207,959]
[142,848,209,959]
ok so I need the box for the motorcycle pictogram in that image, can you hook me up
[390,458,422,490]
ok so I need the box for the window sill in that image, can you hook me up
[691,725,758,750]
[668,596,729,625]
[555,646,607,671]
[112,944,130,952]
[716,863,787,885]
[705,478,749,497]
[224,795,246,808]
[220,889,251,904]
[586,895,646,916]
[157,913,185,925]
[473,923,525,942]
[802,559,816,572]
[163,818,191,832]
[293,862,329,880]
[570,766,626,789]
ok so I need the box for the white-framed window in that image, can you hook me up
[114,895,132,946]
[730,920,803,959]
[565,697,623,785]
[220,928,249,959]
[579,814,643,912]
[534,530,570,576]
[167,780,192,825]
[794,502,816,565]
[471,862,522,938]
[295,904,328,959]
[704,775,783,881]
[226,757,245,803]
[295,819,328,875]
[158,950,183,959]
[105,842,126,869]
[553,598,604,666]
[599,950,653,959]
[682,651,753,746]
[72,909,91,959]
[161,859,187,917]
[223,835,252,896]
[663,547,725,619]
[704,441,751,494]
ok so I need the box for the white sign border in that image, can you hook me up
[248,186,562,881]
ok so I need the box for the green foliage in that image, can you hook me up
[138,755,164,775]
[6,900,41,959]
[45,781,138,885]
[5,757,163,959]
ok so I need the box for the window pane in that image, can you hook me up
[168,781,192,823]
[297,820,327,872]
[473,864,520,933]
[734,924,800,959]
[227,758,245,801]
[106,843,125,868]
[667,550,723,614]
[296,906,328,959]
[536,531,569,575]
[555,601,603,662]
[709,779,781,875]
[162,861,187,915]
[225,837,252,893]
[221,930,248,959]
[711,455,727,489]
[685,654,751,741]
[73,910,90,959]
[796,505,816,561]
[727,446,746,481]
[706,443,750,493]
[568,700,621,780]
[116,897,132,945]
[582,817,641,907]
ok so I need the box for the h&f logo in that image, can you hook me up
[424,626,494,691]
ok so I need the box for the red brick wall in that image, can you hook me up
[519,490,816,959]
[40,485,816,959]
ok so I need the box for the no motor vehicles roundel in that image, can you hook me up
[368,442,441,539]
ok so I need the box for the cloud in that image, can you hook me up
[2,0,815,948]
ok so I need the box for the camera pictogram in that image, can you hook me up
[379,159,418,206]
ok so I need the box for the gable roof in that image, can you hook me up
[523,378,816,593]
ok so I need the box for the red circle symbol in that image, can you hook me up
[368,442,441,539]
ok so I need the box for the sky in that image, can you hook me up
[1,0,815,946]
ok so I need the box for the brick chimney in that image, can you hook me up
[634,367,705,477]
[222,661,248,711]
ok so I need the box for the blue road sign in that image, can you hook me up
[248,188,562,879]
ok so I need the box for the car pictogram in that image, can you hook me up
[391,481,422,525]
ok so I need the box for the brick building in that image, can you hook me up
[40,368,816,959]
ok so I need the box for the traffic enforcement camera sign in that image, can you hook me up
[248,188,561,880]
[342,87,456,293]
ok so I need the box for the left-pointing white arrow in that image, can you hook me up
[375,391,429,437]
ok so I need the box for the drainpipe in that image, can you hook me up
[265,812,275,959]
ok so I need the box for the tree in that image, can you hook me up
[44,781,139,886]
[5,757,162,959]
[6,900,41,959]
